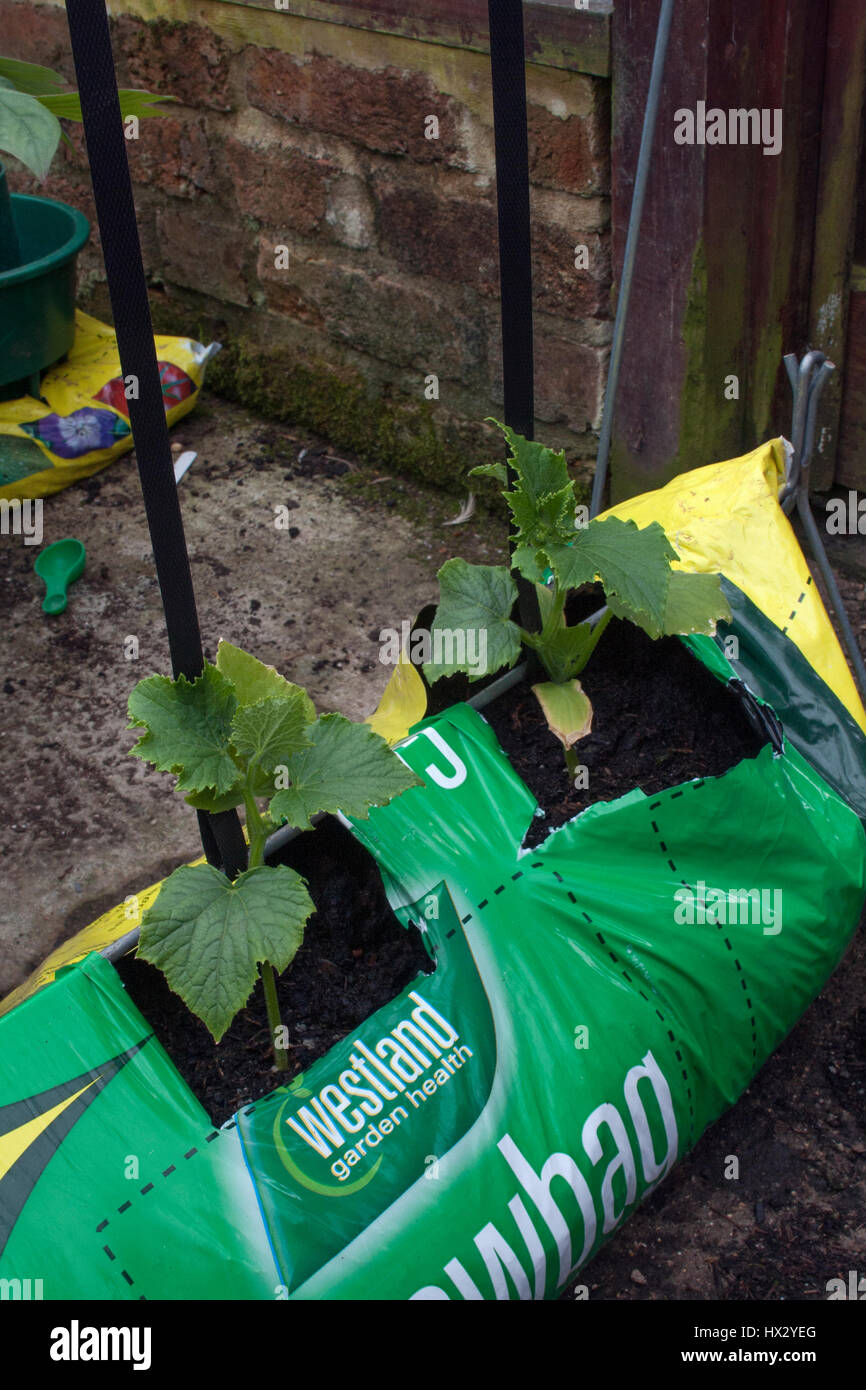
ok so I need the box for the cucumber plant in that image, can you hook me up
[127,641,421,1069]
[425,421,731,780]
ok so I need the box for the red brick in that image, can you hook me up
[0,1,74,77]
[111,16,233,112]
[257,241,483,377]
[528,102,609,197]
[128,116,217,199]
[376,181,499,293]
[246,50,463,162]
[255,240,326,328]
[4,158,96,230]
[157,204,250,306]
[531,224,610,318]
[534,335,605,432]
[225,138,336,236]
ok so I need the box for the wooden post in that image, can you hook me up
[609,0,828,502]
[808,0,866,491]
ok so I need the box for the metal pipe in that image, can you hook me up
[778,351,866,702]
[590,0,676,518]
[796,491,866,698]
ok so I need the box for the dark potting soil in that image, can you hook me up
[483,615,765,847]
[115,821,433,1126]
[117,617,765,1125]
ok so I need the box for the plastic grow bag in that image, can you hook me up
[0,310,218,500]
[1,440,864,1300]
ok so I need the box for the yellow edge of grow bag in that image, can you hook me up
[602,438,866,735]
[0,856,207,1020]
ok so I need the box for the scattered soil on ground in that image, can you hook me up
[561,924,866,1301]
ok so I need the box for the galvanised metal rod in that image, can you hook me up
[590,0,676,517]
[796,491,866,699]
[780,352,866,702]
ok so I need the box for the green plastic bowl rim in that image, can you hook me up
[0,191,91,289]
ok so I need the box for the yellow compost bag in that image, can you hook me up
[0,310,219,501]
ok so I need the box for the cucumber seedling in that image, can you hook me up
[425,422,731,781]
[127,642,421,1069]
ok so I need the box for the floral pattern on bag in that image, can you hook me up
[93,361,196,419]
[18,407,131,459]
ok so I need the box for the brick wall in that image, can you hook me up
[1,0,612,481]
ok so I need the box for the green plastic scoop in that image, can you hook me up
[34,538,86,614]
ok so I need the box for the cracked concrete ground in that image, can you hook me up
[0,391,499,998]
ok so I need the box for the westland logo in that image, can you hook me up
[280,992,470,1189]
[674,102,782,156]
[673,881,782,935]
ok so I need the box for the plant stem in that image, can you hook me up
[260,961,289,1072]
[243,788,268,868]
[244,785,289,1071]
[577,606,614,671]
[564,745,580,782]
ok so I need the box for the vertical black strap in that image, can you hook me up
[488,0,535,443]
[487,0,538,634]
[64,0,245,876]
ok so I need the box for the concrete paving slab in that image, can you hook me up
[0,393,498,996]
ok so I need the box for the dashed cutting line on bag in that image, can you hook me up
[649,786,759,1070]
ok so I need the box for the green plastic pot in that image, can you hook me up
[0,163,90,399]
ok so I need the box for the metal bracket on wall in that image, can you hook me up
[780,350,866,702]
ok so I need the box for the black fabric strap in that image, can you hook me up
[487,0,538,635]
[64,0,245,876]
[488,0,535,443]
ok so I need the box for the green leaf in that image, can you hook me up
[36,88,176,121]
[138,863,313,1042]
[468,461,507,484]
[534,580,558,628]
[489,419,570,505]
[127,664,239,795]
[269,713,421,831]
[528,621,595,684]
[230,693,314,772]
[659,571,731,639]
[184,783,245,814]
[216,639,315,715]
[532,680,593,750]
[424,557,520,682]
[0,57,64,97]
[0,87,61,179]
[512,545,549,584]
[183,762,276,813]
[545,517,678,634]
[507,481,575,551]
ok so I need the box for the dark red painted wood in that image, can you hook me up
[609,0,830,501]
